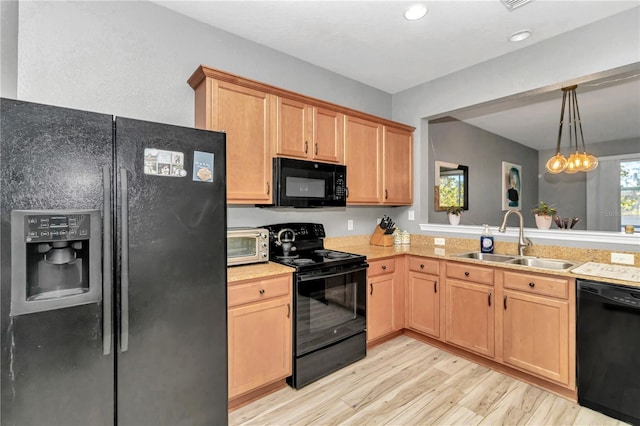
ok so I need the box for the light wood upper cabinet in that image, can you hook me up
[275,98,344,164]
[313,107,344,163]
[192,77,274,204]
[383,127,413,205]
[188,65,414,205]
[344,115,383,204]
[344,116,414,205]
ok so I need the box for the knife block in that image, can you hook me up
[369,226,393,247]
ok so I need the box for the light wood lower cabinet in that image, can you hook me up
[227,274,292,399]
[407,257,440,338]
[500,270,573,386]
[444,278,495,358]
[367,257,404,343]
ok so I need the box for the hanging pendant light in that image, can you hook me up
[545,85,598,174]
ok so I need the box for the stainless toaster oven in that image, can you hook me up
[227,228,269,266]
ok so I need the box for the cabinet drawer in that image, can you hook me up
[447,262,493,285]
[503,271,568,299]
[228,274,291,307]
[409,257,439,275]
[368,258,396,276]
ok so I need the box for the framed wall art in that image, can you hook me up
[502,161,521,210]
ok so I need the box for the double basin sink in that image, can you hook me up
[453,251,578,271]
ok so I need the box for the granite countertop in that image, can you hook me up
[333,242,640,289]
[226,241,639,289]
[227,262,295,283]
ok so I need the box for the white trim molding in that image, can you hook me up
[419,224,640,249]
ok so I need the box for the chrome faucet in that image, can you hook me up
[498,209,532,256]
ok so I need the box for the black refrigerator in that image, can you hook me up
[0,98,228,425]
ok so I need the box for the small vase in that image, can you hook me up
[535,214,552,230]
[448,213,461,226]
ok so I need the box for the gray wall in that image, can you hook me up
[391,7,640,235]
[2,0,394,237]
[3,2,639,240]
[428,118,539,228]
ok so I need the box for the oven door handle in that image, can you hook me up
[297,265,368,282]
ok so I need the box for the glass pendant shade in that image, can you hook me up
[545,85,598,174]
[545,153,568,174]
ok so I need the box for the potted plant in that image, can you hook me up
[531,201,557,229]
[446,205,463,225]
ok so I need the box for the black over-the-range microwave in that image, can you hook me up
[263,157,347,208]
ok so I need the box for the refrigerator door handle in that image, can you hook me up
[120,168,130,352]
[102,165,112,356]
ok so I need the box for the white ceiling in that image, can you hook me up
[154,0,640,149]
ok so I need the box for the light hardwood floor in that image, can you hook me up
[230,335,628,426]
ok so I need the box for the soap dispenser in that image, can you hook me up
[480,224,494,253]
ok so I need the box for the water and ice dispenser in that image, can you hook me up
[11,210,102,316]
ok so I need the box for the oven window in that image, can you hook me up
[227,237,257,259]
[285,176,326,198]
[296,269,366,355]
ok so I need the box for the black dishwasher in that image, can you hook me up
[577,279,640,425]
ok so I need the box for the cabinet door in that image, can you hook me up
[275,97,311,160]
[213,81,273,203]
[313,107,344,163]
[445,279,494,357]
[382,127,413,205]
[407,271,439,338]
[228,296,292,398]
[502,290,570,385]
[367,274,394,342]
[344,115,383,204]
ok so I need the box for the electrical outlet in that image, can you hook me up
[434,237,445,246]
[434,247,446,256]
[376,217,381,224]
[611,252,635,265]
[347,219,353,231]
[408,210,415,221]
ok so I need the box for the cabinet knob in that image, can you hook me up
[304,141,308,153]
[370,283,373,295]
[381,265,387,270]
[529,282,535,288]
[259,289,265,295]
[315,143,318,156]
[385,189,389,199]
[420,264,425,269]
[464,271,470,277]
[434,280,437,293]
[266,182,270,195]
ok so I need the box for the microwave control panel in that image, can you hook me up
[335,172,346,199]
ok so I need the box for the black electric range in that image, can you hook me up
[262,223,367,272]
[262,223,368,389]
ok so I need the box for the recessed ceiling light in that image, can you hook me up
[508,29,532,42]
[404,4,428,21]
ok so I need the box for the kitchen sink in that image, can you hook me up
[453,252,516,262]
[505,257,577,271]
[453,252,578,271]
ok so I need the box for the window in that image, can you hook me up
[620,159,640,230]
